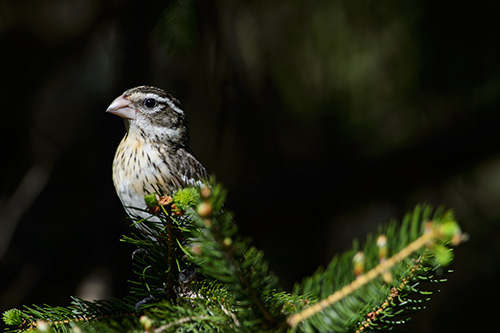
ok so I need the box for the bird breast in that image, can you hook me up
[112,132,173,213]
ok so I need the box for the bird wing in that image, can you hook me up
[156,147,208,194]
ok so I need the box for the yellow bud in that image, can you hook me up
[140,315,153,330]
[353,252,365,277]
[197,202,213,217]
[377,235,388,260]
[223,237,232,247]
[200,186,212,199]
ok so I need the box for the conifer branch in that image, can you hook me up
[287,219,463,328]
[153,315,212,332]
[189,185,277,327]
[354,256,425,333]
[208,220,275,325]
[2,184,464,333]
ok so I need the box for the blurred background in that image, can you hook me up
[1,0,499,331]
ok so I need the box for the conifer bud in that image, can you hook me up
[223,237,232,247]
[197,202,213,217]
[353,252,365,277]
[140,315,153,330]
[36,320,49,332]
[377,235,388,261]
[201,185,212,199]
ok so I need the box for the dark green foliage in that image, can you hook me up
[5,297,139,332]
[291,206,460,332]
[2,184,462,332]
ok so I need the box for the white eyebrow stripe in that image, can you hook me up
[162,97,184,115]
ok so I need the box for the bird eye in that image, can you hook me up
[144,98,157,109]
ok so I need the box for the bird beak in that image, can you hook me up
[106,95,136,119]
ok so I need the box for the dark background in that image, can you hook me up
[1,1,499,331]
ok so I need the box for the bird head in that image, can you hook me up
[107,86,189,146]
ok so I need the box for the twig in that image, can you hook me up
[153,315,212,332]
[287,229,436,327]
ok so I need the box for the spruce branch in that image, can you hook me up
[153,315,213,332]
[288,206,464,332]
[2,183,464,333]
[288,227,431,327]
[6,297,139,332]
[186,184,280,329]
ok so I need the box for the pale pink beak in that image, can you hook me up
[106,95,136,119]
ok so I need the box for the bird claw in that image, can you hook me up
[132,248,149,260]
[175,266,198,298]
[134,294,158,309]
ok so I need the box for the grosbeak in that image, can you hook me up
[107,85,208,220]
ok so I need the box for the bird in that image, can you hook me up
[107,85,208,221]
